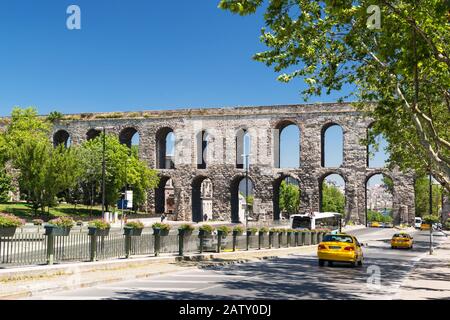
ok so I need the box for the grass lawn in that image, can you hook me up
[0,202,150,222]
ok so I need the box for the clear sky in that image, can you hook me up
[0,1,388,185]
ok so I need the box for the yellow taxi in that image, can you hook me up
[391,233,413,249]
[317,233,364,267]
[371,221,381,228]
[420,223,431,231]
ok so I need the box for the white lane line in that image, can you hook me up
[171,274,247,278]
[97,287,197,292]
[137,280,215,284]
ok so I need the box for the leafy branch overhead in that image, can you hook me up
[218,0,450,191]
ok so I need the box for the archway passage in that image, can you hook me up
[365,173,394,225]
[196,130,209,169]
[319,174,345,214]
[156,127,175,169]
[230,176,254,223]
[86,129,101,141]
[236,129,251,169]
[155,177,174,214]
[321,124,343,167]
[367,125,390,168]
[119,127,139,149]
[274,121,300,168]
[273,175,300,221]
[192,177,213,222]
[53,130,71,148]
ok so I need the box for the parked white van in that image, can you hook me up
[414,217,422,229]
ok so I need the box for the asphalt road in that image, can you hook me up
[28,227,448,300]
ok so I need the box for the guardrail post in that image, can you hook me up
[294,232,299,246]
[154,233,161,257]
[268,232,273,249]
[287,232,291,248]
[278,232,282,248]
[125,234,132,258]
[199,232,204,254]
[217,231,223,253]
[178,229,185,256]
[246,233,250,251]
[258,233,263,250]
[46,235,55,265]
[89,235,98,262]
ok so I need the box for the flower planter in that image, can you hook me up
[0,227,17,237]
[88,227,110,237]
[123,227,143,236]
[153,228,169,236]
[178,229,193,237]
[232,230,243,237]
[44,226,71,236]
[198,230,214,238]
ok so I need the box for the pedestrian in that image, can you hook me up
[203,213,208,222]
[161,213,166,223]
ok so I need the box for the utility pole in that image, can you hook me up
[429,173,434,254]
[101,127,106,219]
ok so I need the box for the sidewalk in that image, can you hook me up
[0,245,316,299]
[395,235,450,300]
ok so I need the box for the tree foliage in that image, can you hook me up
[414,175,445,216]
[218,0,450,191]
[279,180,300,216]
[321,182,345,214]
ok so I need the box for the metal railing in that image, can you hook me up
[0,230,325,268]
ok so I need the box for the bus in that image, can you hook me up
[290,212,342,233]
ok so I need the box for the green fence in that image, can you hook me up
[0,230,326,268]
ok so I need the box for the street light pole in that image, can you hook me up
[101,127,106,219]
[429,173,434,254]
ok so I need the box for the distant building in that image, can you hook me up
[367,184,393,211]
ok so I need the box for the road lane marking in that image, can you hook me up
[96,287,197,292]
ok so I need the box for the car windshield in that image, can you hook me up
[393,234,409,238]
[323,235,354,243]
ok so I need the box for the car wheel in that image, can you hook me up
[318,259,325,267]
[328,261,334,267]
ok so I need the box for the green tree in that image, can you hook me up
[414,175,444,216]
[321,182,345,214]
[279,180,300,217]
[80,134,159,212]
[0,168,12,203]
[218,0,450,192]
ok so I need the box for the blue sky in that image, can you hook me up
[0,1,388,185]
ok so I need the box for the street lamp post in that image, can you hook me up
[429,173,434,255]
[242,153,252,230]
[101,127,106,219]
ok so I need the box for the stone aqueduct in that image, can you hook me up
[50,103,415,225]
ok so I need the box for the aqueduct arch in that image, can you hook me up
[48,103,416,225]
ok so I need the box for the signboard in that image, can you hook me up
[125,190,133,209]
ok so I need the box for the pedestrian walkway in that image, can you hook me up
[394,235,450,300]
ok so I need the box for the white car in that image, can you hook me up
[414,217,422,229]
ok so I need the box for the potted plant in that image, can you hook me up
[124,220,144,236]
[152,222,171,236]
[259,227,269,234]
[217,225,232,238]
[88,219,111,236]
[0,213,25,237]
[246,227,258,236]
[178,223,195,237]
[232,225,245,236]
[32,219,44,226]
[198,224,215,237]
[45,216,75,236]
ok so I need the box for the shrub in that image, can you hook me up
[217,225,232,235]
[32,219,44,226]
[445,221,450,230]
[199,224,215,233]
[88,219,111,230]
[125,221,144,229]
[259,227,269,233]
[422,215,440,224]
[48,216,75,228]
[0,213,25,228]
[233,225,245,234]
[151,222,171,231]
[179,224,195,232]
[247,227,258,233]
